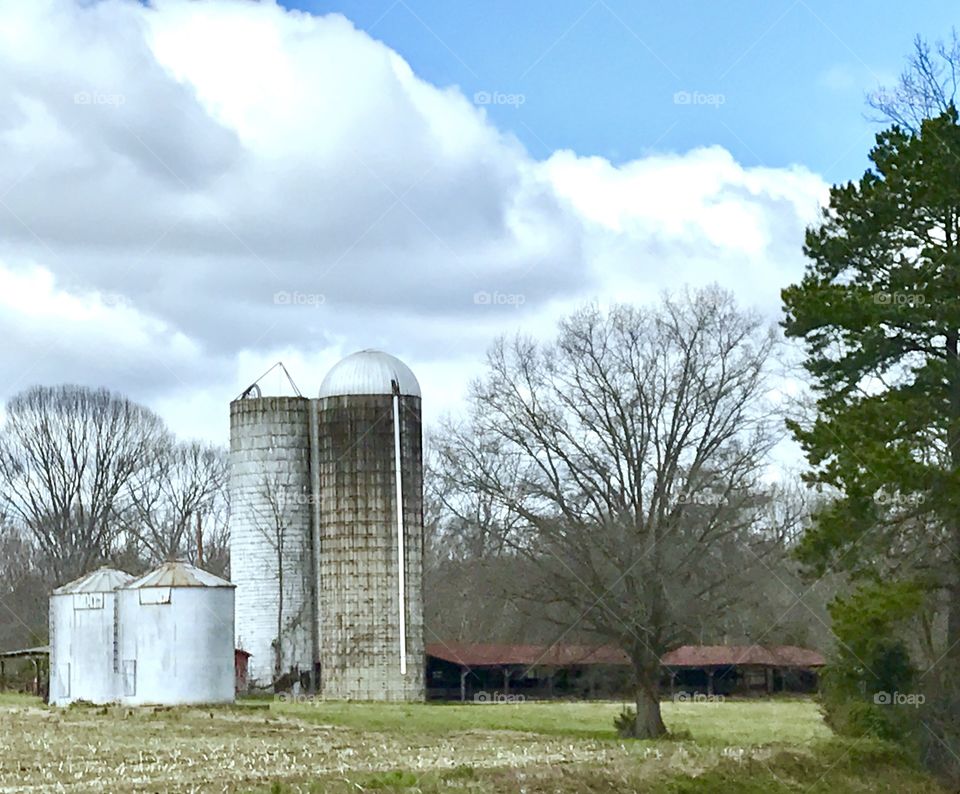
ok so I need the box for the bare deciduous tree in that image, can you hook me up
[436,288,784,737]
[119,440,228,565]
[0,385,167,582]
[869,31,960,131]
[251,472,311,686]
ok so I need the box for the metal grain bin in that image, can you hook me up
[117,562,235,705]
[49,567,133,706]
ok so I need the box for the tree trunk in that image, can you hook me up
[947,555,960,673]
[946,330,960,676]
[629,671,667,738]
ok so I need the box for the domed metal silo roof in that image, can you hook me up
[52,566,133,595]
[319,349,421,397]
[123,561,234,589]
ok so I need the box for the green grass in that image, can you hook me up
[0,691,45,707]
[267,697,831,745]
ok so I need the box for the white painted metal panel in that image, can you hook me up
[118,573,235,706]
[48,567,132,706]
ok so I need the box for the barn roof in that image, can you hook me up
[661,645,826,668]
[426,642,628,667]
[0,645,50,659]
[426,642,825,668]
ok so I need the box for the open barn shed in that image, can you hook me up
[426,642,825,701]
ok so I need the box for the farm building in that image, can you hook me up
[0,645,49,699]
[42,561,236,706]
[229,350,425,701]
[48,567,133,706]
[426,643,632,701]
[662,645,825,696]
[117,561,236,706]
[426,643,825,701]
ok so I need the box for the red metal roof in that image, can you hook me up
[426,642,825,668]
[426,642,629,667]
[661,644,826,668]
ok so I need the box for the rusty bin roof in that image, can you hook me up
[123,561,234,589]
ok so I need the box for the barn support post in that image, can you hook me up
[460,667,468,703]
[0,659,5,689]
[766,666,774,694]
[669,670,676,698]
[502,667,510,695]
[32,657,40,696]
[707,669,714,697]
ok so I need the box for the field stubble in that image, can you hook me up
[0,696,943,793]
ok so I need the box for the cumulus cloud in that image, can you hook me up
[0,0,828,441]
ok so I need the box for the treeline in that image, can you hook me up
[0,384,228,653]
[779,34,960,787]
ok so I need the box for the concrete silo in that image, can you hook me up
[117,562,235,705]
[230,394,316,687]
[48,567,132,706]
[317,350,425,701]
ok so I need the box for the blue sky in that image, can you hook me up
[0,1,955,439]
[287,0,957,183]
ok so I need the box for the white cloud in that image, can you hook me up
[0,0,829,442]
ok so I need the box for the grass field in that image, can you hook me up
[0,693,945,793]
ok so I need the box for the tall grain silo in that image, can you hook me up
[317,350,425,701]
[230,394,316,687]
[117,561,235,705]
[48,567,132,706]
